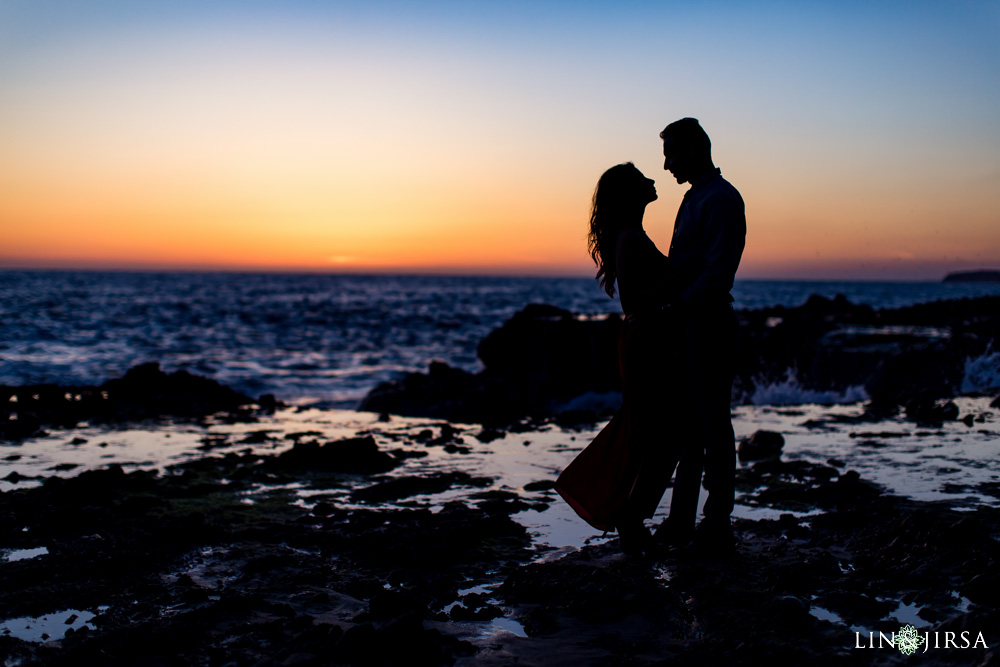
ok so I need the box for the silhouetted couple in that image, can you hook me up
[555,118,746,557]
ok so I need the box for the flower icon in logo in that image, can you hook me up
[897,624,926,655]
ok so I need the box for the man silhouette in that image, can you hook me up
[656,118,745,549]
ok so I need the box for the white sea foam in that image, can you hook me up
[748,369,868,406]
[961,345,1000,394]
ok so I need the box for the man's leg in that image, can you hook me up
[697,307,739,538]
[700,396,735,522]
[661,440,702,540]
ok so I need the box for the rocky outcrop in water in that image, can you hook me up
[362,296,1000,424]
[360,304,622,425]
[0,363,268,439]
[943,270,1000,283]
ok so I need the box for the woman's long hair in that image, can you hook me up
[588,162,641,297]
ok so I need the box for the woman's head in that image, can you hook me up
[588,163,657,297]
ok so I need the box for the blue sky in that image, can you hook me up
[2,0,998,278]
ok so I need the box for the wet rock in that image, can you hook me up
[350,471,492,503]
[475,428,505,443]
[103,362,254,419]
[310,501,336,517]
[239,430,278,444]
[360,305,623,425]
[477,304,621,398]
[1,363,256,439]
[738,430,784,461]
[963,573,1000,605]
[335,622,379,663]
[266,436,399,475]
[470,489,540,515]
[865,344,962,408]
[0,411,42,439]
[903,396,960,423]
[362,589,429,621]
[359,362,490,424]
[739,461,874,511]
[257,393,281,411]
[766,595,811,629]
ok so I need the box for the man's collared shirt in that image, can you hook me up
[668,168,746,307]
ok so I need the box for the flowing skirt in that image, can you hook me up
[554,313,678,531]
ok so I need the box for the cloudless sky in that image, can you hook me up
[1,0,998,279]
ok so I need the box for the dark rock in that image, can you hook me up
[335,623,379,663]
[738,430,784,461]
[1,363,256,438]
[350,471,491,503]
[903,397,960,423]
[266,436,399,475]
[103,362,253,418]
[523,480,555,492]
[257,393,281,411]
[364,590,428,621]
[963,573,1000,605]
[360,305,623,425]
[475,428,505,443]
[310,501,335,517]
[766,595,811,629]
[1,412,42,439]
[865,344,963,408]
[239,430,277,444]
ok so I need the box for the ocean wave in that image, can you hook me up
[747,369,869,406]
[961,345,1000,394]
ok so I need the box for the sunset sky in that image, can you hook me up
[1,0,998,280]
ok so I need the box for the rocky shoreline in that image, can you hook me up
[2,295,1000,665]
[1,407,998,665]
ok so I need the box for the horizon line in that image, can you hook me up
[0,265,989,283]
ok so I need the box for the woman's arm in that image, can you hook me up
[618,230,688,311]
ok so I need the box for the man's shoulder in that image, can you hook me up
[692,173,743,210]
[710,174,743,201]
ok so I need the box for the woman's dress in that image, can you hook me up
[554,229,681,530]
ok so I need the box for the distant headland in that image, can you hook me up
[943,270,1000,283]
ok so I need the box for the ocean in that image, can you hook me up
[3,270,1000,407]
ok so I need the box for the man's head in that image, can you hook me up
[660,117,713,184]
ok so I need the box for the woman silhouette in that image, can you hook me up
[555,162,686,556]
